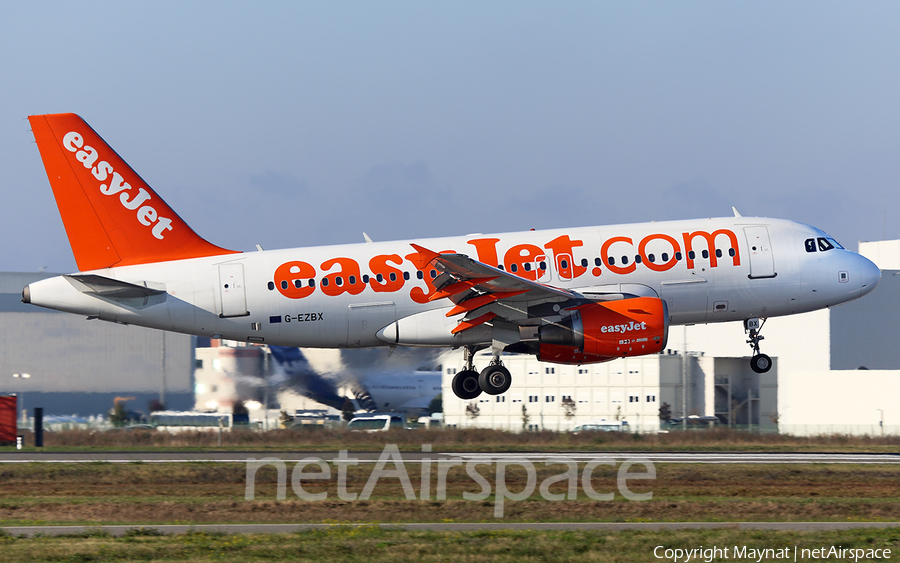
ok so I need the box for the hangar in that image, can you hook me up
[0,272,193,418]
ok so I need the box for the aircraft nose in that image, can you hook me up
[858,254,881,297]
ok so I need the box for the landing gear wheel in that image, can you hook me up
[478,364,512,395]
[452,369,482,400]
[750,354,772,374]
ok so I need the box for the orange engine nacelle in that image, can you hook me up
[537,297,669,364]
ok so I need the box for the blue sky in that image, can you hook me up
[2,1,899,272]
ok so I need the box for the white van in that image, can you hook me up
[573,420,629,433]
[347,414,405,432]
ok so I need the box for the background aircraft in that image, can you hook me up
[268,345,441,415]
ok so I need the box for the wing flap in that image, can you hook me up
[450,311,497,334]
[412,244,580,303]
[446,290,529,317]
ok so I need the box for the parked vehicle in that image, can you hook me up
[573,420,629,433]
[347,413,405,432]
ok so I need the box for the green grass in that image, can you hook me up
[0,527,898,562]
[1,463,899,526]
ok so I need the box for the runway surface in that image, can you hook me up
[1,450,899,464]
[3,521,899,537]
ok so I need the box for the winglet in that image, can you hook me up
[28,113,239,271]
[409,243,442,269]
[732,206,742,218]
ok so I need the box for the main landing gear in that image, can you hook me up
[744,318,772,374]
[450,346,513,399]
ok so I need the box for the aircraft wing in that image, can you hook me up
[410,244,585,333]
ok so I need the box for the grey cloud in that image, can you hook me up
[248,170,310,197]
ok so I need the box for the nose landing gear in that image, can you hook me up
[745,318,772,373]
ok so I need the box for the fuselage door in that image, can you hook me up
[744,226,776,279]
[218,263,249,317]
[348,302,396,347]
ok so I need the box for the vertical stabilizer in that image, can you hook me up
[28,113,239,271]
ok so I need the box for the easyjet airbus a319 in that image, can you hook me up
[22,114,881,400]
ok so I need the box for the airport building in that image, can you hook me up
[440,350,777,433]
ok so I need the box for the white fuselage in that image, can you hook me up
[24,216,880,353]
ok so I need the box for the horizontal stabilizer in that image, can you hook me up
[65,274,166,299]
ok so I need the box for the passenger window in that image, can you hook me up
[416,271,424,280]
[377,273,384,282]
[362,275,369,284]
[675,252,682,260]
[309,279,315,287]
[281,281,288,290]
[594,257,602,267]
[510,263,518,273]
[294,280,303,288]
[349,275,356,285]
[702,250,709,259]
[581,258,588,267]
[336,276,343,286]
[715,249,722,258]
[430,269,437,279]
[634,255,642,264]
[662,253,669,262]
[728,248,735,257]
[321,278,329,287]
[560,259,569,269]
[523,263,531,271]
[648,254,656,263]
[818,237,834,251]
[267,281,275,291]
[539,261,547,270]
[403,272,410,280]
[608,256,615,266]
[805,238,817,253]
[688,251,696,260]
[621,256,629,265]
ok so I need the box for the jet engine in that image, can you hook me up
[536,297,669,364]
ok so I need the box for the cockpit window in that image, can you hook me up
[805,238,817,253]
[817,237,834,252]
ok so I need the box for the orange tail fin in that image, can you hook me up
[28,113,239,271]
